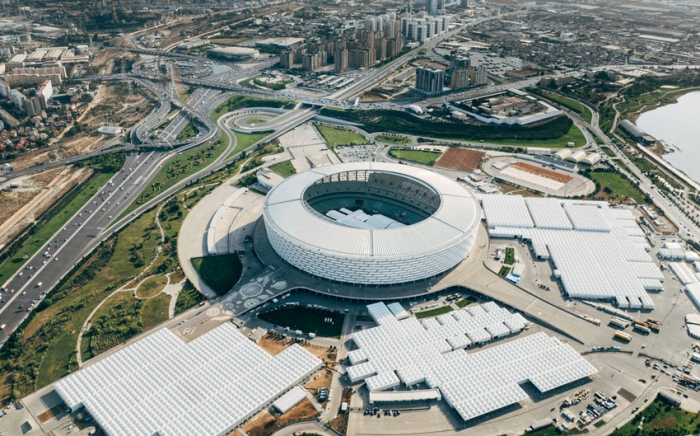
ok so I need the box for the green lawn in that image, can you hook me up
[589,170,646,203]
[119,139,229,219]
[258,306,345,337]
[610,395,700,436]
[191,253,242,296]
[321,107,582,147]
[269,160,296,178]
[456,297,476,308]
[136,275,169,298]
[210,96,295,122]
[141,293,171,330]
[245,118,268,125]
[316,125,368,147]
[226,131,270,160]
[175,280,205,315]
[415,306,454,319]
[499,266,511,277]
[0,171,116,283]
[601,146,616,157]
[504,247,515,265]
[376,134,411,145]
[175,122,198,141]
[496,123,586,148]
[388,149,442,166]
[80,292,143,362]
[527,88,593,123]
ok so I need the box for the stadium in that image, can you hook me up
[262,162,481,285]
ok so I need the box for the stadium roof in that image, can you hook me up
[263,162,480,258]
[55,323,322,436]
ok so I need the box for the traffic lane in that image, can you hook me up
[0,152,161,340]
[0,152,145,310]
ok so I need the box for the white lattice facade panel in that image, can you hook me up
[263,163,481,285]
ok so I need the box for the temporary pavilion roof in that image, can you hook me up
[478,195,660,309]
[347,303,597,422]
[55,323,322,436]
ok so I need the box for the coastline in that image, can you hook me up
[634,89,700,187]
[627,86,700,124]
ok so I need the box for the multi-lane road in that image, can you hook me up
[0,151,167,341]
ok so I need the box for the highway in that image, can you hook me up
[160,88,221,142]
[4,7,696,347]
[0,151,168,342]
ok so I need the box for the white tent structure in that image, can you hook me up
[346,303,597,422]
[55,323,322,436]
[479,195,661,309]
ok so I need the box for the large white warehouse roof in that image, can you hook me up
[479,195,660,309]
[55,323,322,436]
[347,303,597,422]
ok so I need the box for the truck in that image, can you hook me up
[609,317,629,329]
[634,324,651,334]
[614,331,632,342]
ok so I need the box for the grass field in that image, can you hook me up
[191,253,242,296]
[210,96,295,122]
[175,280,204,315]
[316,125,367,147]
[589,171,646,203]
[456,297,477,308]
[504,247,515,265]
[245,118,268,125]
[175,122,198,141]
[258,306,345,337]
[497,123,586,148]
[388,149,442,166]
[527,88,593,123]
[376,134,411,145]
[269,160,296,178]
[119,139,228,219]
[499,266,511,277]
[141,293,171,330]
[601,146,616,157]
[415,306,454,319]
[136,275,169,298]
[0,171,115,283]
[80,292,143,362]
[226,131,270,160]
[610,395,700,436]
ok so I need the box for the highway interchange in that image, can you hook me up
[2,11,700,351]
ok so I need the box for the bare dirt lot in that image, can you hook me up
[435,148,485,172]
[241,399,318,436]
[0,166,90,246]
[512,162,573,183]
[498,182,545,198]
